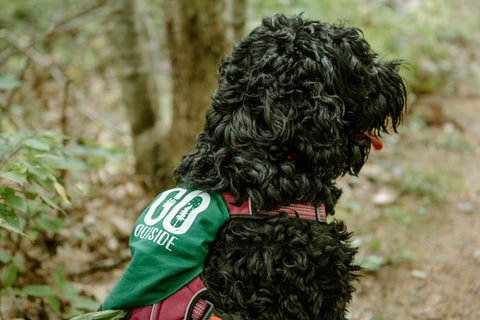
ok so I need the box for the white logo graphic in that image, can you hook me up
[143,188,210,235]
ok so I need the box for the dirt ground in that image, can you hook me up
[55,95,479,320]
[344,95,480,319]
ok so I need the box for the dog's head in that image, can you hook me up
[175,14,406,212]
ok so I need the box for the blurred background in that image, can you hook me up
[0,0,479,319]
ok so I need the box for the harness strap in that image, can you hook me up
[221,192,327,223]
[183,192,326,320]
[185,288,230,320]
[191,298,210,319]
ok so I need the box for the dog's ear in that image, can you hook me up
[364,60,406,134]
[343,60,406,175]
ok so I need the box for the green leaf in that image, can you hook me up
[71,145,124,161]
[23,138,51,151]
[33,216,64,233]
[46,295,60,312]
[72,298,100,311]
[0,186,15,197]
[24,201,45,218]
[40,195,65,214]
[0,218,28,237]
[73,230,88,239]
[0,205,29,238]
[24,191,38,200]
[53,268,66,287]
[1,263,18,287]
[21,285,56,297]
[0,203,16,218]
[0,170,27,185]
[0,252,11,263]
[34,154,89,171]
[54,268,79,300]
[4,193,27,212]
[28,166,55,181]
[356,255,386,272]
[27,167,55,190]
[0,75,21,90]
[68,310,128,320]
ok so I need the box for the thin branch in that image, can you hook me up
[61,80,71,141]
[0,0,109,64]
[0,137,23,166]
[1,59,31,130]
[0,130,39,165]
[60,80,71,179]
[0,30,65,84]
[0,29,114,127]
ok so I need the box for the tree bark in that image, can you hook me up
[225,0,247,44]
[108,0,246,191]
[162,0,240,164]
[107,0,171,189]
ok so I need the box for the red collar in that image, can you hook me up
[221,192,326,223]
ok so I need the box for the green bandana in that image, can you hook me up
[102,187,229,310]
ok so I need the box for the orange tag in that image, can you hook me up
[364,131,383,150]
[211,316,222,320]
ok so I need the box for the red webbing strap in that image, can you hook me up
[185,288,209,320]
[191,299,209,320]
[221,192,326,223]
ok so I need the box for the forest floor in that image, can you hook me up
[342,95,480,320]
[2,94,479,320]
[64,94,479,320]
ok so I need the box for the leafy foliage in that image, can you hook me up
[0,0,125,316]
[0,129,103,317]
[0,130,81,236]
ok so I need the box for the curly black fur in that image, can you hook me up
[174,13,406,319]
[202,216,359,320]
[175,14,406,212]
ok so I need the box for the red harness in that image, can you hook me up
[221,192,327,223]
[128,193,326,320]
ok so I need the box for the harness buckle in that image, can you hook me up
[185,288,229,320]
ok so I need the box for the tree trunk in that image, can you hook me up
[107,0,171,189]
[162,0,242,165]
[225,0,247,44]
[108,0,246,191]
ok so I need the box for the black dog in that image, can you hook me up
[174,14,406,319]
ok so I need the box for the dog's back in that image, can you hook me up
[202,215,359,319]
